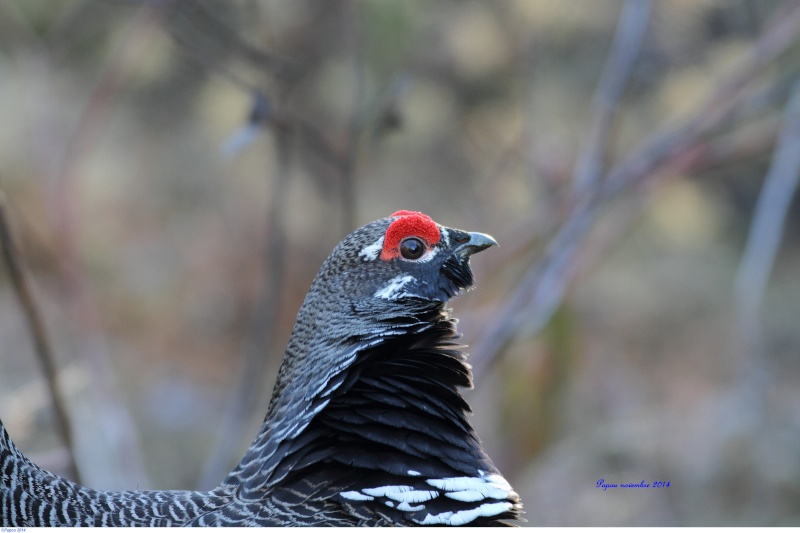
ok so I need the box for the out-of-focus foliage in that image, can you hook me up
[0,0,798,526]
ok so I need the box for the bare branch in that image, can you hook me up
[604,1,800,198]
[0,191,81,483]
[571,0,652,196]
[47,0,174,487]
[339,0,366,233]
[198,128,294,489]
[173,1,294,79]
[471,0,652,377]
[735,80,800,361]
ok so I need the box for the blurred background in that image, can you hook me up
[0,0,799,526]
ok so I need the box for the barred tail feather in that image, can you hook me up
[1,418,231,526]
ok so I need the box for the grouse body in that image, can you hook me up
[1,210,522,526]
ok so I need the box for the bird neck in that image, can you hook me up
[220,298,493,498]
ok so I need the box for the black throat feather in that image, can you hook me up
[440,254,476,300]
[267,302,495,486]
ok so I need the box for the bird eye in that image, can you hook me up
[399,237,425,260]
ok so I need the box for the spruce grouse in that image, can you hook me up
[1,210,522,526]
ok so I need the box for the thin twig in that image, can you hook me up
[48,0,173,487]
[174,1,294,80]
[734,80,800,372]
[198,127,293,489]
[603,1,800,198]
[0,191,82,484]
[571,0,652,196]
[686,2,800,134]
[170,28,347,197]
[471,0,652,377]
[338,0,365,233]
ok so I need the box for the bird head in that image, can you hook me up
[316,210,497,307]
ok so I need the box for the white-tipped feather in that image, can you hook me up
[374,274,416,300]
[358,237,384,261]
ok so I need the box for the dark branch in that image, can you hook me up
[0,191,82,484]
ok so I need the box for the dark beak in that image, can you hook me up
[441,231,497,297]
[454,232,498,260]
